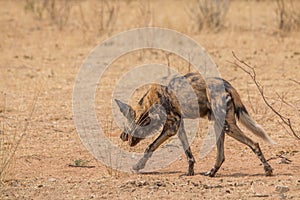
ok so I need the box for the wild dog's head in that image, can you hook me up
[115,99,166,147]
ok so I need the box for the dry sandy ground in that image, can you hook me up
[0,0,299,199]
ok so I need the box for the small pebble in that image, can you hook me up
[48,178,57,182]
[275,185,289,193]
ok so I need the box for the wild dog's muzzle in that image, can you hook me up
[119,131,142,147]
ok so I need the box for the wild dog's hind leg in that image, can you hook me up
[226,124,273,176]
[226,101,273,176]
[132,113,181,172]
[202,129,225,177]
[177,121,195,176]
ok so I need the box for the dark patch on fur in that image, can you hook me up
[235,106,248,119]
[138,90,149,105]
[137,112,150,126]
[217,77,249,120]
[156,91,162,99]
[183,73,196,79]
[191,76,200,82]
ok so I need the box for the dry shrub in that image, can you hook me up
[0,94,37,184]
[275,0,300,31]
[136,0,152,27]
[185,0,230,31]
[0,95,20,184]
[25,0,119,33]
[25,0,72,30]
[0,119,23,184]
[99,0,119,33]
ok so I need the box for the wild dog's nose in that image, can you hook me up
[120,132,128,141]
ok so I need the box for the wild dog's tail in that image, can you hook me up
[223,79,276,144]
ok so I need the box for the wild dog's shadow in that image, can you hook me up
[137,171,291,177]
[137,171,182,175]
[204,172,292,178]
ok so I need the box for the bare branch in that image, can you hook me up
[275,92,298,110]
[246,84,256,114]
[0,90,39,180]
[289,78,300,85]
[228,51,300,140]
[68,164,95,168]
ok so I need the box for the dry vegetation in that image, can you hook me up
[0,0,300,199]
[185,0,230,31]
[275,0,300,31]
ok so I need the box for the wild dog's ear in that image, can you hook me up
[115,99,135,120]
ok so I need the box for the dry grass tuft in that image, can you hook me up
[185,0,230,31]
[275,0,300,31]
[0,93,37,185]
[24,0,72,30]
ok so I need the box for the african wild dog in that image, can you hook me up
[115,72,275,177]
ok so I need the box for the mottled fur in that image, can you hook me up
[116,72,274,177]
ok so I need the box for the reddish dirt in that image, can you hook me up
[0,1,299,199]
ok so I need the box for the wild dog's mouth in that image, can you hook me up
[128,135,141,147]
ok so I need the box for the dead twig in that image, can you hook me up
[260,153,292,165]
[265,155,292,163]
[289,78,300,85]
[228,51,300,140]
[67,164,95,168]
[246,84,256,114]
[275,92,298,110]
[0,91,39,182]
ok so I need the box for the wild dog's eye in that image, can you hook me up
[137,112,151,127]
[140,117,151,126]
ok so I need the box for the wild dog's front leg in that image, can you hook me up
[132,133,170,171]
[178,122,195,176]
[132,150,152,171]
[133,114,181,172]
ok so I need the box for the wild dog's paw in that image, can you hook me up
[131,167,140,173]
[187,164,195,176]
[179,170,195,177]
[264,166,273,176]
[132,164,141,172]
[200,168,217,177]
[186,169,195,176]
[132,159,146,172]
[200,171,214,177]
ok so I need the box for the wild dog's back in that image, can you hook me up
[130,72,210,124]
[167,72,210,118]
